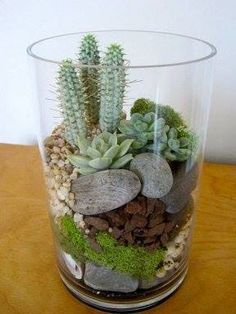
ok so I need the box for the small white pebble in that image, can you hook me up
[156,269,166,278]
[85,229,90,235]
[69,192,75,200]
[108,228,113,233]
[53,147,61,154]
[79,221,86,229]
[164,257,175,271]
[58,160,65,168]
[68,200,75,208]
[74,213,84,223]
[57,189,66,201]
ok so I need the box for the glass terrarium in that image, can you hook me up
[27,30,216,312]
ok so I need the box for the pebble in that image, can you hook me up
[84,263,139,293]
[72,169,141,215]
[62,251,83,280]
[130,153,173,198]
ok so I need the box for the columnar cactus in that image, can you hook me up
[99,44,126,133]
[78,34,100,127]
[57,59,87,146]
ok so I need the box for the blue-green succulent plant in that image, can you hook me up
[68,132,134,174]
[99,44,126,133]
[119,112,196,161]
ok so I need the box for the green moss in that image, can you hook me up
[58,215,165,280]
[157,105,186,128]
[130,98,156,115]
[130,98,186,129]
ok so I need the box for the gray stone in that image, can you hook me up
[62,251,83,279]
[130,153,173,198]
[161,162,199,213]
[72,169,141,215]
[84,263,139,293]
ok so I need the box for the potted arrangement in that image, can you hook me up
[27,31,216,312]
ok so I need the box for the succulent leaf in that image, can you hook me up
[110,154,133,169]
[89,157,112,169]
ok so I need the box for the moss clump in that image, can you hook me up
[58,215,165,280]
[130,98,186,129]
[130,98,156,115]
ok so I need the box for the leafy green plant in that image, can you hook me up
[58,215,165,279]
[57,59,87,146]
[99,44,126,133]
[68,131,134,175]
[78,34,100,127]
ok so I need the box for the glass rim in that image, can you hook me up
[26,29,217,69]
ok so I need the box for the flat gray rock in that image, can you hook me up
[130,153,173,198]
[161,162,198,213]
[72,169,141,215]
[84,263,139,293]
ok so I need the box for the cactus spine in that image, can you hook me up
[57,59,87,146]
[99,44,126,133]
[78,34,100,128]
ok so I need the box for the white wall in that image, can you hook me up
[0,0,236,163]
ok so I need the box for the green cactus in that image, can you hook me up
[99,44,126,133]
[57,59,87,146]
[130,98,186,129]
[68,132,134,175]
[78,34,100,127]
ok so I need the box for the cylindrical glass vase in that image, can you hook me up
[27,30,216,312]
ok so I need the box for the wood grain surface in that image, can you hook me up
[0,144,236,314]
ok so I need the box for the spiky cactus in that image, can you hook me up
[68,132,134,175]
[99,44,126,133]
[57,59,87,146]
[78,34,100,127]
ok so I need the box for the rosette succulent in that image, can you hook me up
[147,127,193,161]
[119,112,197,161]
[118,112,166,149]
[68,132,134,174]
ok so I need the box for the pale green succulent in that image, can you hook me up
[119,112,197,161]
[118,112,166,149]
[68,132,134,175]
[147,126,194,161]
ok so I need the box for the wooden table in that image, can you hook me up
[0,144,236,314]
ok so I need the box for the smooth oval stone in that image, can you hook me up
[130,153,173,198]
[84,262,138,293]
[72,169,141,215]
[62,251,83,279]
[161,162,198,213]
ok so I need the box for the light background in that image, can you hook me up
[0,0,235,163]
